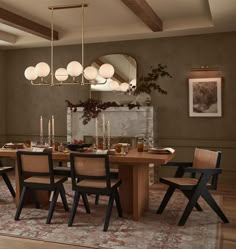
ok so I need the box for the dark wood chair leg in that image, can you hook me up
[81,193,90,214]
[60,185,69,211]
[103,194,115,232]
[157,186,176,214]
[114,189,122,217]
[178,189,201,226]
[181,189,203,211]
[47,188,59,224]
[95,194,99,205]
[31,190,40,209]
[201,188,229,223]
[2,173,16,197]
[68,191,80,226]
[15,186,27,220]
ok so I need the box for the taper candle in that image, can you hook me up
[48,119,51,145]
[102,113,106,149]
[107,120,110,149]
[40,115,43,137]
[40,115,43,144]
[48,120,51,137]
[95,117,98,148]
[52,115,55,137]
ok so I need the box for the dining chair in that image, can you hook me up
[15,151,69,224]
[156,148,229,226]
[68,153,123,231]
[0,161,16,197]
[94,166,118,205]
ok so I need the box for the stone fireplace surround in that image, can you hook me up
[67,106,155,185]
[67,107,153,144]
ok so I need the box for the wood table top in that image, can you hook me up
[0,148,175,165]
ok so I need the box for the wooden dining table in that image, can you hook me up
[0,148,175,221]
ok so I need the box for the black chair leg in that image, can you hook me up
[68,191,80,226]
[95,194,99,205]
[157,186,176,214]
[201,188,229,223]
[2,173,16,197]
[81,193,90,214]
[178,189,201,226]
[31,190,40,209]
[15,186,27,220]
[114,189,122,217]
[47,188,59,224]
[60,185,69,211]
[104,194,115,232]
[181,190,203,211]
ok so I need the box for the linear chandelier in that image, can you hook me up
[24,4,115,86]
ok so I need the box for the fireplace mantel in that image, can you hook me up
[67,106,153,144]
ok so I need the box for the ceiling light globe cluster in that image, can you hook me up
[24,61,115,83]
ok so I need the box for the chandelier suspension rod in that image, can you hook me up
[25,3,117,87]
[81,5,85,85]
[50,7,54,86]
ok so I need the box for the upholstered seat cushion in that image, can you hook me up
[77,179,121,189]
[24,176,67,184]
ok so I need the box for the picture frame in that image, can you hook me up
[189,77,222,117]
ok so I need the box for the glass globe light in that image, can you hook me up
[109,80,119,91]
[98,63,115,78]
[130,78,137,87]
[24,66,38,81]
[55,68,68,82]
[35,62,50,77]
[120,82,129,92]
[67,61,83,77]
[84,66,98,80]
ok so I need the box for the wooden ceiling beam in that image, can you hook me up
[0,8,58,40]
[121,0,163,32]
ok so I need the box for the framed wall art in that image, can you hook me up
[189,77,222,117]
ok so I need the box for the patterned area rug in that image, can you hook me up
[0,180,221,249]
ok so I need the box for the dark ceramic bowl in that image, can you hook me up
[67,143,92,151]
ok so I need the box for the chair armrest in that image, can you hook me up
[163,162,193,177]
[164,162,193,168]
[184,167,222,175]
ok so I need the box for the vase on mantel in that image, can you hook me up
[135,93,152,106]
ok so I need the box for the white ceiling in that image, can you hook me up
[0,0,236,49]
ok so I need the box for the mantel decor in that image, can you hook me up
[65,99,140,125]
[65,64,172,125]
[130,64,172,95]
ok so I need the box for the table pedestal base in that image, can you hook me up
[119,164,149,221]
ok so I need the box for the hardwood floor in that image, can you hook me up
[0,184,235,249]
[218,185,236,249]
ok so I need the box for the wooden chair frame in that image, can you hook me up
[15,151,69,224]
[157,149,229,226]
[0,165,15,197]
[68,153,122,231]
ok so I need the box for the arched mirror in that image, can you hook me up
[90,54,137,92]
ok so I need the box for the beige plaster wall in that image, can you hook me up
[0,51,6,144]
[4,31,236,183]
